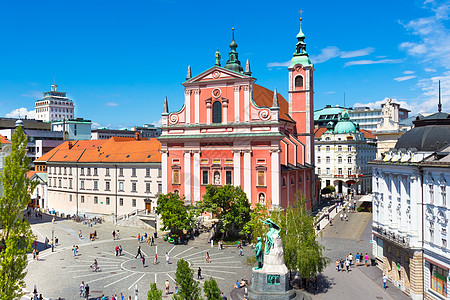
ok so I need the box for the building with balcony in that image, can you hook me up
[315,110,376,195]
[35,84,75,122]
[370,106,450,300]
[34,136,162,221]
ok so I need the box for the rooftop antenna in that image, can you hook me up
[344,92,346,108]
[438,80,442,112]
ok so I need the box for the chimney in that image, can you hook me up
[135,132,140,141]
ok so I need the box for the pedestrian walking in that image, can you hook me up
[115,245,119,256]
[205,252,210,263]
[165,252,170,264]
[151,236,155,246]
[345,259,350,272]
[80,281,85,297]
[144,232,148,241]
[138,233,141,243]
[165,279,170,295]
[336,259,340,271]
[340,259,344,271]
[84,284,90,300]
[340,213,343,221]
[135,246,142,258]
[142,255,146,268]
[383,274,387,289]
[116,230,120,239]
[112,230,116,240]
[119,245,123,256]
[198,267,202,279]
[365,253,370,266]
[348,253,353,265]
[329,218,333,226]
[174,283,179,294]
[154,253,158,264]
[35,249,39,260]
[44,237,49,248]
[79,230,83,239]
[239,247,243,256]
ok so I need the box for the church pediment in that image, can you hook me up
[183,66,250,85]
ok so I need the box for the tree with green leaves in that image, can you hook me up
[271,193,329,282]
[147,282,162,300]
[243,198,271,244]
[173,259,201,300]
[0,125,38,300]
[155,193,196,234]
[203,277,221,300]
[198,185,250,238]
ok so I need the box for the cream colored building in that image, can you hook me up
[34,137,162,220]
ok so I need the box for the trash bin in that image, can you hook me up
[371,258,376,266]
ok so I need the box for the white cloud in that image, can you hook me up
[398,1,450,113]
[353,97,413,111]
[344,59,404,67]
[267,46,375,67]
[106,102,119,107]
[267,61,290,68]
[394,75,417,81]
[403,70,415,74]
[6,107,35,119]
[325,91,336,94]
[340,47,375,58]
[152,118,162,127]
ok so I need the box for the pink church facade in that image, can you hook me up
[158,21,317,210]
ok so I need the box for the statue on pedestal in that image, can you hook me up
[254,237,264,270]
[261,219,281,254]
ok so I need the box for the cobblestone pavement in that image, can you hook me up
[309,210,410,300]
[24,215,252,299]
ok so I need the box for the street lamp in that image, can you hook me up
[134,284,138,300]
[33,285,38,300]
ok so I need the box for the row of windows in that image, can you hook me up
[171,169,267,187]
[317,145,354,152]
[317,156,353,164]
[78,196,137,207]
[49,178,163,194]
[281,174,309,187]
[48,166,162,178]
[317,168,353,175]
[429,184,447,206]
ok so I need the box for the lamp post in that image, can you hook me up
[33,285,38,300]
[134,284,138,300]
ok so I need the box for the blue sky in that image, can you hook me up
[0,0,449,128]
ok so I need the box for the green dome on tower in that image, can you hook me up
[334,110,359,134]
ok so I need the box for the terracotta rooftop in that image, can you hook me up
[0,135,11,145]
[253,84,293,123]
[35,137,161,164]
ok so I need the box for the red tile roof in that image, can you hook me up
[26,170,38,179]
[0,135,10,144]
[253,84,292,122]
[35,137,161,163]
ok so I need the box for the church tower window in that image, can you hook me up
[212,101,222,123]
[295,75,304,88]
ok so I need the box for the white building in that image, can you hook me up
[35,84,75,122]
[371,109,450,300]
[349,105,409,131]
[52,118,92,140]
[34,136,162,220]
[315,110,376,195]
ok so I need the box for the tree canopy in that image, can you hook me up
[244,199,271,244]
[198,185,250,238]
[271,193,329,279]
[155,193,196,234]
[203,277,221,300]
[0,125,38,300]
[147,282,162,300]
[173,259,201,300]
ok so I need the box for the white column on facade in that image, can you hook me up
[233,150,241,187]
[243,150,252,202]
[193,151,201,204]
[206,99,211,125]
[271,149,281,208]
[234,85,240,122]
[243,85,250,122]
[410,172,420,235]
[161,150,168,194]
[288,71,293,115]
[185,90,191,124]
[194,89,200,124]
[184,151,191,203]
[223,99,228,124]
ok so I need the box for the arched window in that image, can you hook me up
[212,101,222,123]
[258,193,266,205]
[295,75,303,88]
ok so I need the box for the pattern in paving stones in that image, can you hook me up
[24,218,252,299]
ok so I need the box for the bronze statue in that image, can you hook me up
[254,237,263,270]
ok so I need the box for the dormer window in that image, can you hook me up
[212,101,222,123]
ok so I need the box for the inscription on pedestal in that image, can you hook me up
[267,274,281,285]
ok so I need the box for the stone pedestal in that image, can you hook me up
[248,236,296,300]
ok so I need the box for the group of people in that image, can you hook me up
[137,232,155,245]
[112,230,120,240]
[80,281,134,300]
[72,245,79,256]
[114,245,123,256]
[89,230,97,241]
[336,253,371,272]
